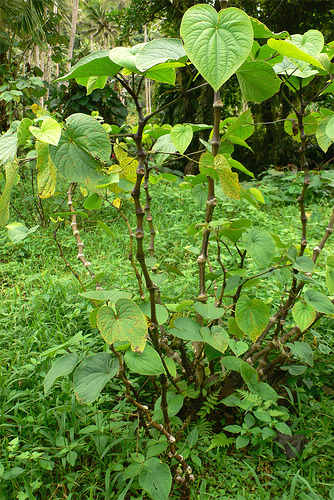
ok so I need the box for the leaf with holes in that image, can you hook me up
[180,5,253,91]
[97,299,148,352]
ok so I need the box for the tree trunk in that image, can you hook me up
[67,0,79,72]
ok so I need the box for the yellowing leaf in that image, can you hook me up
[214,155,240,199]
[0,160,19,226]
[97,299,148,353]
[112,197,121,208]
[113,143,138,183]
[36,142,57,199]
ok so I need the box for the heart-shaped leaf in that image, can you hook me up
[180,5,253,91]
[30,117,61,146]
[97,299,148,352]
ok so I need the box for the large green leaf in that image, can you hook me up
[36,142,57,199]
[169,317,202,342]
[304,289,334,315]
[56,50,121,81]
[50,113,111,186]
[326,256,334,294]
[267,38,324,70]
[44,353,79,395]
[124,344,165,375]
[17,118,33,146]
[0,161,18,226]
[136,38,186,72]
[292,301,316,331]
[29,117,61,146]
[236,61,281,103]
[224,109,254,141]
[0,131,17,167]
[235,296,271,341]
[73,353,119,403]
[138,458,172,500]
[97,299,148,353]
[140,303,169,325]
[145,64,177,85]
[170,124,193,154]
[180,5,253,91]
[242,228,277,268]
[250,17,288,40]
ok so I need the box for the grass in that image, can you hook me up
[0,176,334,499]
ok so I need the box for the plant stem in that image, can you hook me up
[197,91,221,302]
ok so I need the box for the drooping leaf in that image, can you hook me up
[97,299,148,352]
[44,353,79,394]
[0,161,18,226]
[170,124,193,154]
[73,353,119,403]
[138,458,172,500]
[180,5,253,91]
[145,64,177,85]
[136,38,186,72]
[236,61,281,103]
[29,117,61,146]
[304,289,334,315]
[235,296,271,341]
[124,344,165,375]
[326,256,334,294]
[242,228,277,267]
[56,50,121,82]
[250,17,288,40]
[36,141,57,198]
[292,301,316,331]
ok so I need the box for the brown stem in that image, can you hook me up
[197,91,221,302]
[111,346,194,483]
[53,223,85,290]
[144,164,156,256]
[67,183,101,288]
[119,210,145,299]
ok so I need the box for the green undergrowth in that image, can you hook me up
[1,180,334,499]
